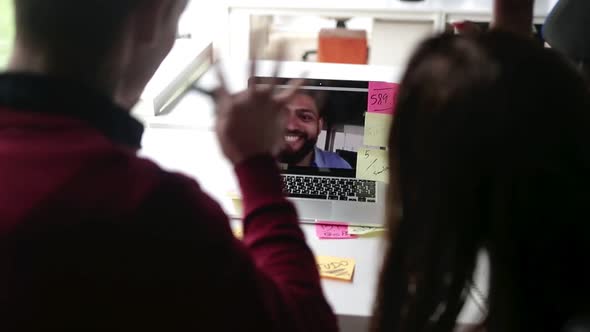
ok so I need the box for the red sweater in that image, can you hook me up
[0,73,338,331]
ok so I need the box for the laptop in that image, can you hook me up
[253,76,389,226]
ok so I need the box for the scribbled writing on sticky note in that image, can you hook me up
[316,256,356,282]
[364,112,392,147]
[356,148,389,183]
[367,82,399,115]
[316,222,358,239]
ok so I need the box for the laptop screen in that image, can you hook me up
[253,77,371,178]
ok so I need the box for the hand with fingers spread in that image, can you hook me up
[450,0,534,38]
[492,0,535,36]
[207,61,338,332]
[214,62,303,165]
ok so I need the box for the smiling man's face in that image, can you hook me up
[279,93,324,167]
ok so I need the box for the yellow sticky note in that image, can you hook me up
[232,225,243,240]
[348,225,386,236]
[356,148,389,183]
[228,191,243,216]
[316,256,356,282]
[364,112,392,147]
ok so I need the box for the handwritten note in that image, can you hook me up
[356,148,389,183]
[364,112,392,147]
[348,225,386,236]
[315,222,358,239]
[316,256,356,282]
[367,82,399,114]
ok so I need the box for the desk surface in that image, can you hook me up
[139,107,486,324]
[138,61,487,323]
[140,124,487,323]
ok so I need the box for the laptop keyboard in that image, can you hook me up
[281,175,377,203]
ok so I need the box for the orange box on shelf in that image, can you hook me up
[318,28,368,64]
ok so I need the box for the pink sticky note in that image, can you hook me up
[367,82,399,115]
[315,222,358,240]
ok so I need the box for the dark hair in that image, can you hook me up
[294,89,328,118]
[13,0,141,68]
[372,31,590,332]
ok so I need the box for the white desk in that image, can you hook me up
[140,125,385,318]
[138,61,488,327]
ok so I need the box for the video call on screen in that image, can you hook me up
[254,77,369,173]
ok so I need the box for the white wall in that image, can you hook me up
[0,0,14,68]
[179,1,227,53]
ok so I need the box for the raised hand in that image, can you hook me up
[213,60,304,165]
[492,0,535,36]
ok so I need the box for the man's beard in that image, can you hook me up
[278,131,318,166]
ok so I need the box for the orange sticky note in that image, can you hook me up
[367,82,398,114]
[316,222,358,239]
[316,256,356,282]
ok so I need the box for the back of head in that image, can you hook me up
[544,0,590,63]
[13,0,140,71]
[10,0,189,107]
[373,31,590,332]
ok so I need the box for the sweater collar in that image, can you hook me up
[0,73,144,149]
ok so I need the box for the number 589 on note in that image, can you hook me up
[367,82,398,115]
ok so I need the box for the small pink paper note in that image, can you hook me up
[367,82,399,115]
[316,222,358,240]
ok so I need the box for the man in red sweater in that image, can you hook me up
[0,0,337,331]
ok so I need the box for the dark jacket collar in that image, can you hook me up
[0,73,144,149]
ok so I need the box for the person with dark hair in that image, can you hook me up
[279,91,352,169]
[0,0,337,331]
[371,1,590,331]
[543,0,590,80]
